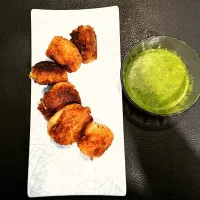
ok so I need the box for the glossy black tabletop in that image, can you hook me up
[1,0,200,199]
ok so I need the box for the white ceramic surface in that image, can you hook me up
[28,6,126,197]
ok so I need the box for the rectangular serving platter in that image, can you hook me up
[28,6,126,197]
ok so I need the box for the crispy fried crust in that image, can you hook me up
[29,61,68,85]
[48,104,93,145]
[46,36,82,72]
[77,122,114,160]
[38,82,81,119]
[70,25,97,64]
[37,101,54,119]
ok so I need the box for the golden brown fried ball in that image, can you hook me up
[29,61,68,85]
[46,36,82,72]
[77,122,114,160]
[48,104,93,145]
[70,25,97,64]
[38,82,81,119]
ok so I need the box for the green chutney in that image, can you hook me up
[123,48,193,114]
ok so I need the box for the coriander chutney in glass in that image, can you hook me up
[123,48,193,114]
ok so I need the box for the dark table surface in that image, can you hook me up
[1,0,200,199]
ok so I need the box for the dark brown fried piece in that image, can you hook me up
[37,101,54,119]
[46,36,82,72]
[29,61,68,85]
[77,122,114,160]
[48,104,93,145]
[70,25,97,64]
[38,82,81,119]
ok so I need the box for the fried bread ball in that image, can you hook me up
[38,82,81,119]
[48,104,93,145]
[78,122,114,159]
[29,61,68,85]
[70,25,97,64]
[46,36,82,72]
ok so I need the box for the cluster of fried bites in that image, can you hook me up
[29,25,113,160]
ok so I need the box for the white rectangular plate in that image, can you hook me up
[28,6,126,197]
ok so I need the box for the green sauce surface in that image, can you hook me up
[123,49,193,114]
